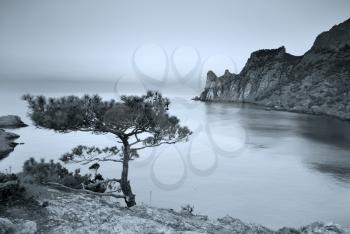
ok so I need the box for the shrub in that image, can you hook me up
[0,173,25,203]
[22,158,90,189]
[0,173,18,183]
[181,204,194,215]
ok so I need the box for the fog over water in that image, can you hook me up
[1,0,350,81]
[1,82,350,229]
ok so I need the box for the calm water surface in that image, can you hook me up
[1,81,350,229]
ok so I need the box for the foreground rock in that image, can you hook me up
[0,115,27,128]
[0,218,37,234]
[0,185,346,233]
[199,18,350,120]
[0,129,20,160]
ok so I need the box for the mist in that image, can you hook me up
[0,0,349,82]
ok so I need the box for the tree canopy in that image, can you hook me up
[23,91,191,144]
[23,91,192,207]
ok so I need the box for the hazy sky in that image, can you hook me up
[0,0,349,83]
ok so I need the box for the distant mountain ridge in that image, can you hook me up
[198,18,350,120]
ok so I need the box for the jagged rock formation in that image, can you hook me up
[199,18,350,119]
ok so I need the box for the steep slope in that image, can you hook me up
[199,18,350,119]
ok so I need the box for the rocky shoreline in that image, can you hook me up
[193,97,350,121]
[198,18,350,120]
[0,115,26,160]
[0,184,347,234]
[0,130,20,160]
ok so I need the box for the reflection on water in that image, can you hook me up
[235,104,350,182]
[298,116,350,150]
[311,163,350,183]
[1,81,350,229]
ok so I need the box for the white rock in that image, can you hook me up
[0,217,15,233]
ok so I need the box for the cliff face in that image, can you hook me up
[199,18,350,119]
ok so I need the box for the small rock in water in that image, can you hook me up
[0,115,27,128]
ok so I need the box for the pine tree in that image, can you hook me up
[23,91,191,207]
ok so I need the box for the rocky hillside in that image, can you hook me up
[0,185,346,233]
[199,18,350,119]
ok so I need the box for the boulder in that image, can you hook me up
[0,218,37,234]
[0,217,15,233]
[15,220,37,234]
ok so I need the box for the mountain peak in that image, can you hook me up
[250,46,286,59]
[207,70,217,80]
[312,17,350,51]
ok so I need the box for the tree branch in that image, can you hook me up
[0,180,18,190]
[44,182,125,199]
[74,158,123,165]
[131,140,178,150]
[89,178,121,186]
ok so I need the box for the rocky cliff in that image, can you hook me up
[199,18,350,119]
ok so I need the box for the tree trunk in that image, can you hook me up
[120,138,136,207]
